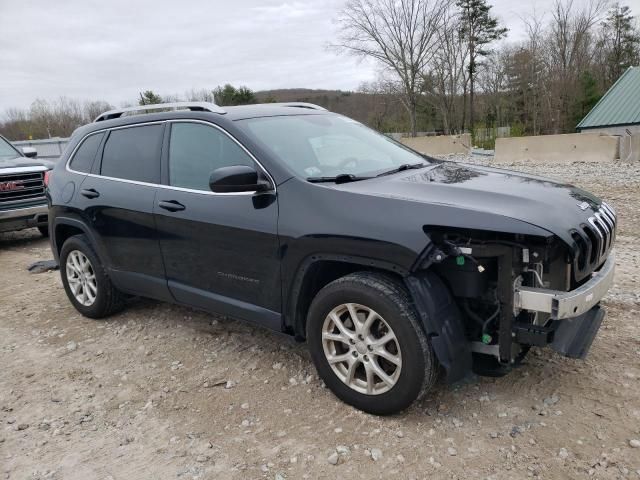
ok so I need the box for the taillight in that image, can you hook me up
[44,170,51,187]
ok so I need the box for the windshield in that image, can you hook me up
[0,136,20,161]
[237,114,430,179]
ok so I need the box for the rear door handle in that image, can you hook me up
[158,200,186,212]
[80,188,100,199]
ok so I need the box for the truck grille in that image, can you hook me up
[571,202,616,281]
[0,171,46,204]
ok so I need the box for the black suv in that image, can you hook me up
[47,102,616,414]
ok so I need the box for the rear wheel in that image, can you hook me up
[60,234,124,318]
[307,272,437,415]
[38,226,49,237]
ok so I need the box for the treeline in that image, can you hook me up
[0,84,410,141]
[0,85,261,141]
[457,1,640,137]
[1,99,113,141]
[344,0,640,139]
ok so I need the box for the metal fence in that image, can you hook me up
[12,138,70,160]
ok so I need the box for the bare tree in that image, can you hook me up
[83,101,114,123]
[335,0,450,136]
[358,76,402,131]
[184,88,216,103]
[520,10,546,135]
[545,0,608,131]
[422,8,469,134]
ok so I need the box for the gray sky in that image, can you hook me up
[1,0,638,111]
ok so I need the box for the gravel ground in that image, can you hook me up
[1,157,639,480]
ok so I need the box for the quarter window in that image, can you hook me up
[69,132,104,173]
[168,123,253,191]
[100,125,162,183]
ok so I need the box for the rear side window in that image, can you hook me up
[69,132,104,173]
[168,122,253,191]
[100,125,162,183]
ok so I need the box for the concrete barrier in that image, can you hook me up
[400,134,471,156]
[620,134,640,162]
[495,133,618,163]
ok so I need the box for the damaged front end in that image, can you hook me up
[406,211,616,382]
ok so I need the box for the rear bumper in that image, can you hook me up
[0,203,48,232]
[515,251,615,320]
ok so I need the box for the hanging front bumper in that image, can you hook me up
[514,251,615,320]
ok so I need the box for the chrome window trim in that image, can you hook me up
[165,119,276,196]
[66,130,107,174]
[65,119,276,197]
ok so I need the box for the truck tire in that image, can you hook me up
[306,272,437,415]
[59,234,124,319]
[38,226,49,237]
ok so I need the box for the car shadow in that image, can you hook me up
[0,228,48,248]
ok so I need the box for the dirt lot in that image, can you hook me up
[1,158,639,480]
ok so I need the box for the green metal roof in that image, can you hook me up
[577,66,640,130]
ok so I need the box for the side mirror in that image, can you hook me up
[209,165,271,193]
[22,146,37,158]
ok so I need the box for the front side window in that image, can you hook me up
[168,122,253,191]
[69,132,104,173]
[0,136,21,162]
[237,114,430,179]
[101,125,162,183]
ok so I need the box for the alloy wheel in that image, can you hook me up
[321,303,402,395]
[66,250,98,306]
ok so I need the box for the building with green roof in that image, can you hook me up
[577,67,640,161]
[577,66,640,135]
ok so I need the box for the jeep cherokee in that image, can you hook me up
[47,102,616,414]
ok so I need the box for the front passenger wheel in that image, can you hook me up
[60,234,124,318]
[307,272,437,415]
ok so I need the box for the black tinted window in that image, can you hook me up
[69,132,104,173]
[101,125,162,183]
[169,123,253,191]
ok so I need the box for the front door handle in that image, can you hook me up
[158,200,186,212]
[80,188,100,199]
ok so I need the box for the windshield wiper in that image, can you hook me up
[307,174,373,184]
[375,162,427,177]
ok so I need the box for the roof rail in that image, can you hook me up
[263,102,328,111]
[94,102,226,122]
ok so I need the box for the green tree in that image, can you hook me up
[138,90,163,105]
[572,71,602,128]
[457,0,508,134]
[599,3,640,84]
[213,84,257,106]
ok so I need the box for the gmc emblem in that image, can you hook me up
[0,180,24,192]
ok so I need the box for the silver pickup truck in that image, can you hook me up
[0,134,54,236]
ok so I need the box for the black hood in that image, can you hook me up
[334,161,603,247]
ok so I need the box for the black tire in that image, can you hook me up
[306,272,437,415]
[59,234,124,318]
[37,226,49,237]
